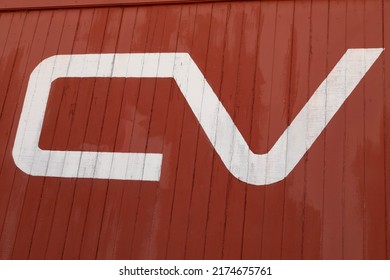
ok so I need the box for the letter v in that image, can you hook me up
[173,48,384,185]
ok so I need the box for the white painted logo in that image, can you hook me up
[12,49,383,185]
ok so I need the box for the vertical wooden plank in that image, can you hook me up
[78,7,123,260]
[43,8,95,259]
[0,14,14,228]
[61,8,110,259]
[11,10,66,259]
[0,11,40,259]
[165,3,212,259]
[281,0,311,260]
[302,0,328,259]
[322,0,346,260]
[131,6,182,259]
[203,2,242,259]
[26,9,80,259]
[0,13,28,243]
[184,2,228,260]
[147,4,196,259]
[140,8,182,259]
[124,4,161,259]
[343,0,365,260]
[129,6,167,259]
[260,0,294,259]
[110,6,157,259]
[363,0,386,259]
[222,1,258,259]
[95,7,137,259]
[0,12,13,54]
[241,0,277,259]
[0,12,15,111]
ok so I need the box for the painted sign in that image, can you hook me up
[13,49,383,185]
[0,0,389,260]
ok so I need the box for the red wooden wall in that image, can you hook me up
[0,0,389,259]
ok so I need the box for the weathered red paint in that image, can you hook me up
[0,0,389,260]
[0,0,235,11]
